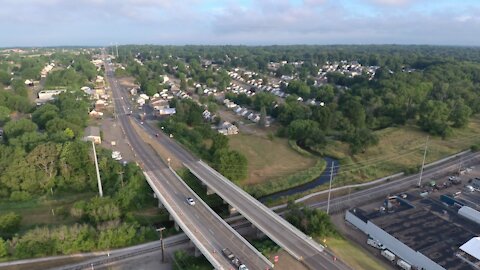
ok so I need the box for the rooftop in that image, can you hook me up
[354,194,480,270]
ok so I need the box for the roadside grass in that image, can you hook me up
[322,118,480,186]
[325,237,387,270]
[0,192,96,230]
[245,159,326,198]
[229,134,317,186]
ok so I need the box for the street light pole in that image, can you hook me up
[156,227,166,263]
[418,136,429,187]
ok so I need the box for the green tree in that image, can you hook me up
[3,119,37,140]
[0,212,22,237]
[212,149,248,182]
[32,103,59,129]
[450,101,472,128]
[0,106,10,126]
[0,237,7,258]
[418,100,451,137]
[258,106,267,127]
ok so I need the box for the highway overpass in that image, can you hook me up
[104,53,273,270]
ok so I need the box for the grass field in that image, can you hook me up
[229,134,326,197]
[325,237,388,270]
[229,134,316,185]
[322,117,480,187]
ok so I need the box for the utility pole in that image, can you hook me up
[118,170,124,188]
[418,136,429,187]
[326,161,334,215]
[156,227,166,263]
[92,141,104,197]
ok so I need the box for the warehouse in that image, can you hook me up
[346,195,480,270]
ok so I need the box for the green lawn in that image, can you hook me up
[229,134,325,197]
[323,117,480,187]
[325,237,388,270]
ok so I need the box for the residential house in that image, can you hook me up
[83,126,101,144]
[218,121,239,135]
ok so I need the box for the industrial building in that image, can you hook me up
[346,193,480,270]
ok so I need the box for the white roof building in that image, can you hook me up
[460,237,480,261]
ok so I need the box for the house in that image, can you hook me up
[89,109,104,118]
[130,88,138,95]
[83,126,101,144]
[150,97,169,110]
[251,114,260,123]
[24,79,34,86]
[218,121,239,135]
[233,107,243,114]
[95,99,106,111]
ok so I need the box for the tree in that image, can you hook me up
[0,238,7,258]
[287,119,325,148]
[32,103,59,129]
[3,119,37,140]
[212,149,248,182]
[258,106,267,127]
[418,100,451,137]
[26,143,60,191]
[450,101,472,128]
[180,78,187,91]
[0,106,10,125]
[0,212,22,237]
[345,128,379,154]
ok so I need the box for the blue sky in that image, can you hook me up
[0,0,479,47]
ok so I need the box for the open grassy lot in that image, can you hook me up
[0,192,96,231]
[325,237,387,270]
[229,134,316,185]
[323,116,480,186]
[229,134,326,197]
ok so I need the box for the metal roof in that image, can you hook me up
[460,237,480,261]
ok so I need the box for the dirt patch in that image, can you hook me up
[118,76,138,89]
[99,117,136,162]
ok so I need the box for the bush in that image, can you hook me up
[0,212,22,237]
[9,191,31,201]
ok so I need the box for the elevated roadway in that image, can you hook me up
[104,54,273,270]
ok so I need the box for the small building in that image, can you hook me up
[38,89,66,100]
[157,108,176,116]
[218,121,239,135]
[83,126,101,144]
[95,99,106,111]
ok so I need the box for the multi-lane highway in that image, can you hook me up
[104,53,273,270]
[109,67,351,269]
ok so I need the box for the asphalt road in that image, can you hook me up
[104,55,272,270]
[118,76,351,269]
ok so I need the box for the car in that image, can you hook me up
[239,265,249,270]
[186,197,195,206]
[140,121,144,125]
[155,133,159,137]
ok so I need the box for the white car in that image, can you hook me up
[186,197,195,206]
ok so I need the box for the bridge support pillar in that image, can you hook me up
[194,246,201,257]
[157,199,164,209]
[228,205,238,215]
[206,185,215,195]
[252,224,265,238]
[174,221,180,231]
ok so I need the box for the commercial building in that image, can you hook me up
[346,193,480,270]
